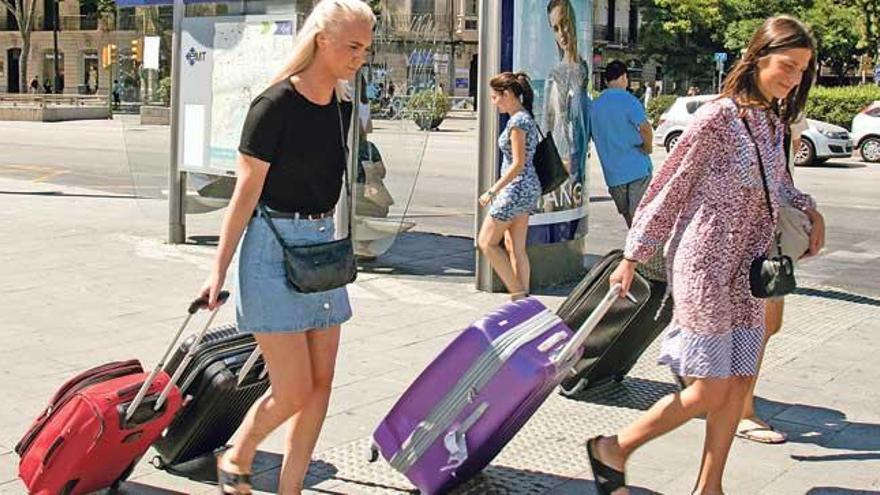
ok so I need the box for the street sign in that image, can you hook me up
[714,52,728,63]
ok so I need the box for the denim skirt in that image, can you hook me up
[234,214,352,334]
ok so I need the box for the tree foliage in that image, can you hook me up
[640,0,868,90]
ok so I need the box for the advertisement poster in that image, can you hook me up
[507,0,592,245]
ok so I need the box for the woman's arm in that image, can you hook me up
[479,127,528,207]
[201,154,269,309]
[492,128,527,192]
[623,104,731,263]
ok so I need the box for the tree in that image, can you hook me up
[845,0,879,58]
[638,0,726,92]
[720,0,810,53]
[802,0,862,83]
[1,0,39,93]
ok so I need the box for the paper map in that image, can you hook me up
[209,20,294,169]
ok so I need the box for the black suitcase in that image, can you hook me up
[556,250,674,396]
[151,324,270,468]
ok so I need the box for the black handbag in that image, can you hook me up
[741,117,796,299]
[259,101,357,293]
[533,123,568,194]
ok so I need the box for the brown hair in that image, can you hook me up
[490,72,535,116]
[720,15,816,124]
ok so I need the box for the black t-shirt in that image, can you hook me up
[238,79,352,214]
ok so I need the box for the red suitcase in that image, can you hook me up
[15,292,229,495]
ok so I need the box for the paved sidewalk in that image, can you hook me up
[1,176,879,494]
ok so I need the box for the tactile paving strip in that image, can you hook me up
[310,286,880,494]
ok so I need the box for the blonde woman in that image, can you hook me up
[198,1,374,493]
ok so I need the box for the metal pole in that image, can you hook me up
[475,0,500,292]
[168,0,185,243]
[53,0,60,93]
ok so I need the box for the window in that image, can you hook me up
[628,0,638,44]
[606,0,616,41]
[411,0,434,16]
[465,0,478,16]
[43,0,58,30]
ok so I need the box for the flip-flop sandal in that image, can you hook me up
[216,452,253,495]
[736,425,787,444]
[586,436,627,495]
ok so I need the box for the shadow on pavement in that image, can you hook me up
[114,482,189,494]
[794,287,880,307]
[564,377,678,411]
[454,464,659,494]
[138,451,337,493]
[801,161,867,169]
[188,235,219,246]
[755,399,880,459]
[806,488,880,494]
[0,190,140,199]
[358,231,475,278]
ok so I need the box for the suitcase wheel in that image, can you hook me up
[558,377,588,397]
[367,443,380,463]
[150,455,167,470]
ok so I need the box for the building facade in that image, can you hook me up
[368,0,479,98]
[591,0,660,94]
[0,1,144,95]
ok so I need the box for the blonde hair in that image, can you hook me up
[270,0,375,93]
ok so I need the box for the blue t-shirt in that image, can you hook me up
[589,88,652,187]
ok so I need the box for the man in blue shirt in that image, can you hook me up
[590,60,654,227]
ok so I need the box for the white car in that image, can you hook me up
[794,119,853,166]
[653,95,716,152]
[654,94,853,165]
[852,101,880,163]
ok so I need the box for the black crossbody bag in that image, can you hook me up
[741,117,796,298]
[259,100,357,293]
[533,122,568,194]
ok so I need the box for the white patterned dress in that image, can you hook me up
[624,98,815,378]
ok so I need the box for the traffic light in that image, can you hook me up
[102,44,117,68]
[131,38,143,64]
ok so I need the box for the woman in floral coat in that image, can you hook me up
[585,16,826,495]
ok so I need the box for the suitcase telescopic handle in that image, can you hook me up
[236,347,263,387]
[552,284,636,368]
[124,291,230,421]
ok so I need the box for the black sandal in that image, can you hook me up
[216,452,253,495]
[586,436,627,495]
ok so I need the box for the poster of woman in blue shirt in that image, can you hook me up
[511,0,591,244]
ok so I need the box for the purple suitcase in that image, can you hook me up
[370,288,628,494]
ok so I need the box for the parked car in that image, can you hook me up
[655,94,853,165]
[653,95,716,152]
[852,101,880,163]
[794,119,853,166]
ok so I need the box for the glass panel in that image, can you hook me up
[353,8,469,260]
[116,1,447,259]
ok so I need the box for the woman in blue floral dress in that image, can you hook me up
[477,72,542,300]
